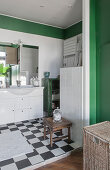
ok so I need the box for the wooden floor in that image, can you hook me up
[37,149,83,170]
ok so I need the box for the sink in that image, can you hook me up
[8,86,35,95]
[0,86,43,95]
[10,85,33,88]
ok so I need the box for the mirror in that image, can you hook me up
[0,45,19,87]
[20,45,39,85]
[0,43,39,88]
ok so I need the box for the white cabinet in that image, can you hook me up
[0,87,44,125]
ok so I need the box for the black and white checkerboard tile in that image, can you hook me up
[0,119,74,170]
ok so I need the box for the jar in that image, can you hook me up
[53,107,62,122]
[33,77,39,87]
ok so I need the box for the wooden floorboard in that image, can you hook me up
[36,149,83,170]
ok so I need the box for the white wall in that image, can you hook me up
[0,28,63,85]
[60,67,83,147]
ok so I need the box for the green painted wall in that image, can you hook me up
[0,15,64,39]
[0,14,82,40]
[90,0,97,124]
[96,0,110,122]
[64,21,82,39]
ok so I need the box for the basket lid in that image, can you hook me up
[84,121,110,142]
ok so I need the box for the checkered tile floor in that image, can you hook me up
[0,119,74,170]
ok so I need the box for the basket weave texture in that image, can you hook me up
[83,121,110,170]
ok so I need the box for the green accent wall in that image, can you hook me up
[0,15,64,39]
[64,21,82,39]
[96,0,110,122]
[90,0,110,124]
[90,0,97,124]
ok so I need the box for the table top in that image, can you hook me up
[43,117,72,129]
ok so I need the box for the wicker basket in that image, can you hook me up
[83,121,110,170]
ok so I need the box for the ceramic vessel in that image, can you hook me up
[44,72,50,78]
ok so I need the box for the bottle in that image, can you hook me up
[30,77,34,85]
[6,77,10,88]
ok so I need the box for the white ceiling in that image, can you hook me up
[0,0,82,28]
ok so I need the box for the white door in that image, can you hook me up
[14,96,30,122]
[28,96,43,120]
[15,109,30,122]
[0,98,15,124]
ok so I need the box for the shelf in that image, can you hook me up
[52,89,59,93]
[52,99,60,102]
[42,78,60,117]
